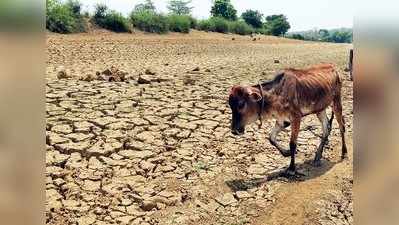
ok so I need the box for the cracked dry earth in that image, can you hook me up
[46,31,353,225]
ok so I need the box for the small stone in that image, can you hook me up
[274,59,280,63]
[235,191,252,199]
[140,200,157,211]
[140,161,155,172]
[215,193,237,207]
[138,75,151,84]
[57,67,70,79]
[83,180,101,191]
[77,215,96,225]
[192,67,200,71]
[116,216,135,224]
[144,68,156,75]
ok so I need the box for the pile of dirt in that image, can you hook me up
[79,66,129,82]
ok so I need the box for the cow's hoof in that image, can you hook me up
[282,168,305,178]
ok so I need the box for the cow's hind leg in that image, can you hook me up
[333,94,348,159]
[313,110,330,166]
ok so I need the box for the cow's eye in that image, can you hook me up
[238,101,245,109]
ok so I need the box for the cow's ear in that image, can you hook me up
[230,85,243,96]
[248,90,262,102]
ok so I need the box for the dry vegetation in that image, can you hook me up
[46,30,353,225]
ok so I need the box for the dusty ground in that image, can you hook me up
[46,30,353,225]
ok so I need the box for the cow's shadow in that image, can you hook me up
[225,159,338,192]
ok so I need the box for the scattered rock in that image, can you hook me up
[235,191,252,200]
[145,68,156,75]
[192,67,200,72]
[57,67,70,79]
[274,59,280,63]
[183,75,195,85]
[232,37,235,41]
[79,74,96,82]
[140,200,157,211]
[205,68,211,72]
[79,66,128,82]
[138,75,152,84]
[215,193,237,207]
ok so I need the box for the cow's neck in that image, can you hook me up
[260,92,286,120]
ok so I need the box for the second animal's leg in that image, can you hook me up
[313,110,330,166]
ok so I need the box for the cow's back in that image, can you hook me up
[273,64,340,114]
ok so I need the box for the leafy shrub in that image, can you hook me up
[198,17,229,33]
[229,20,254,35]
[167,14,191,33]
[46,0,86,33]
[210,17,229,33]
[255,27,271,35]
[198,19,215,32]
[188,16,197,29]
[291,34,305,40]
[130,10,169,33]
[92,4,130,32]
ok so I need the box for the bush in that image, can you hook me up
[93,4,130,32]
[291,34,305,40]
[130,10,169,33]
[211,17,229,33]
[46,0,86,33]
[255,27,271,35]
[198,19,215,32]
[167,14,191,33]
[229,20,254,35]
[188,16,197,29]
[198,17,229,33]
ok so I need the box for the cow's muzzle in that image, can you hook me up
[231,127,245,135]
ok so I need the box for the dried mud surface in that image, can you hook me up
[46,31,353,225]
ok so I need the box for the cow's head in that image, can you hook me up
[228,85,264,135]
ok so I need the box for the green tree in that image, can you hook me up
[134,0,156,13]
[241,10,263,28]
[318,29,329,41]
[264,14,290,36]
[329,31,352,43]
[167,0,193,15]
[210,0,237,21]
[46,0,86,33]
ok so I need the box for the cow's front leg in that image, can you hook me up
[268,121,290,157]
[284,117,303,176]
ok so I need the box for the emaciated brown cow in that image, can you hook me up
[228,63,347,176]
